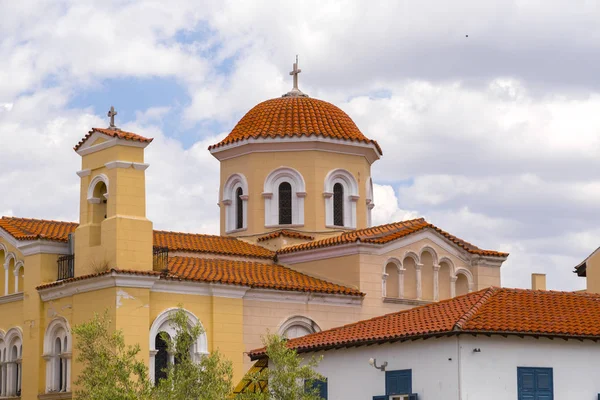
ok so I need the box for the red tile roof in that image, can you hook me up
[36,268,161,290]
[277,218,508,258]
[249,287,600,358]
[208,96,382,154]
[1,217,275,260]
[257,230,315,242]
[166,256,362,296]
[154,230,275,260]
[35,258,362,297]
[74,127,153,151]
[0,216,78,242]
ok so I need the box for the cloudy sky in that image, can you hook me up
[1,0,599,291]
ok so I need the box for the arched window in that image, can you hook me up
[154,333,170,383]
[87,174,109,246]
[263,167,306,227]
[333,183,344,227]
[4,328,22,397]
[149,308,208,384]
[43,318,71,393]
[14,261,24,293]
[278,182,293,225]
[222,173,248,233]
[324,169,359,228]
[383,260,402,298]
[279,316,320,340]
[3,252,16,296]
[235,187,244,230]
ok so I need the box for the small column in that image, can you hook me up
[13,267,19,293]
[3,262,8,296]
[0,363,5,397]
[416,263,423,300]
[381,273,389,298]
[433,264,440,301]
[398,268,405,299]
[450,276,457,298]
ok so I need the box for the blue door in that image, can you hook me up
[518,367,553,400]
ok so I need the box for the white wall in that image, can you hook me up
[298,335,600,400]
[306,338,460,400]
[460,335,600,400]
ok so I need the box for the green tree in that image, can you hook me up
[152,308,234,400]
[72,311,153,400]
[239,334,324,400]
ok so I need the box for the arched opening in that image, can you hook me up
[0,247,6,296]
[333,183,344,227]
[438,261,452,300]
[420,251,434,301]
[43,318,71,394]
[223,173,248,233]
[278,182,292,225]
[235,187,244,230]
[5,256,15,296]
[154,332,170,384]
[279,316,320,340]
[89,179,108,246]
[403,256,417,299]
[15,263,24,293]
[385,262,399,298]
[456,273,469,297]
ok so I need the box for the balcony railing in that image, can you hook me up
[153,246,169,271]
[57,254,75,281]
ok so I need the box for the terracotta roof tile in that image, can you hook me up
[1,217,276,260]
[166,256,363,296]
[208,97,382,154]
[35,268,161,290]
[257,230,314,242]
[74,127,153,151]
[0,216,78,242]
[249,287,600,358]
[277,218,508,258]
[154,230,275,260]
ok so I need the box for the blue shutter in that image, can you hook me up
[386,369,412,395]
[408,394,419,400]
[517,367,553,400]
[373,397,387,400]
[305,379,327,399]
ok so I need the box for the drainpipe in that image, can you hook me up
[457,335,462,400]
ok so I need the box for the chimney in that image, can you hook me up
[531,273,546,291]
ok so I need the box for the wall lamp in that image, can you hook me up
[369,358,388,371]
[473,348,481,353]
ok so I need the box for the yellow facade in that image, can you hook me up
[0,97,507,399]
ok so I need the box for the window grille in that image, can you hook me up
[57,255,75,281]
[333,183,344,226]
[278,182,292,225]
[153,247,169,271]
[236,187,244,229]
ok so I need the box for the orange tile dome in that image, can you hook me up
[208,96,382,154]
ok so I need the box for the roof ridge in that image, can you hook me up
[1,216,78,225]
[453,287,499,331]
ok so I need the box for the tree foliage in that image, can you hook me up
[73,311,153,400]
[152,308,234,400]
[238,333,324,400]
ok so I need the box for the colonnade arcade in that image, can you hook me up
[382,246,474,302]
[0,244,24,297]
[0,328,22,398]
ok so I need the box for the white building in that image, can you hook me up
[249,286,600,400]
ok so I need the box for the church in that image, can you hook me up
[0,60,508,399]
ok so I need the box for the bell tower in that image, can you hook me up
[73,107,154,276]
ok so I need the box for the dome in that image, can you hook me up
[209,96,382,154]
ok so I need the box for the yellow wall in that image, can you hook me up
[219,150,371,237]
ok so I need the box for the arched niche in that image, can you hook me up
[279,316,321,339]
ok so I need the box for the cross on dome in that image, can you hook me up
[283,55,308,98]
[107,106,119,130]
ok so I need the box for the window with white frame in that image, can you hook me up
[279,316,321,339]
[43,318,71,393]
[263,167,306,227]
[2,328,22,397]
[222,173,249,233]
[149,308,208,384]
[324,169,359,228]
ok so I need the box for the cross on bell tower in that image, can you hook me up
[283,55,308,98]
[107,106,119,130]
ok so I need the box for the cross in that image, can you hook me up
[107,106,117,128]
[289,55,301,90]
